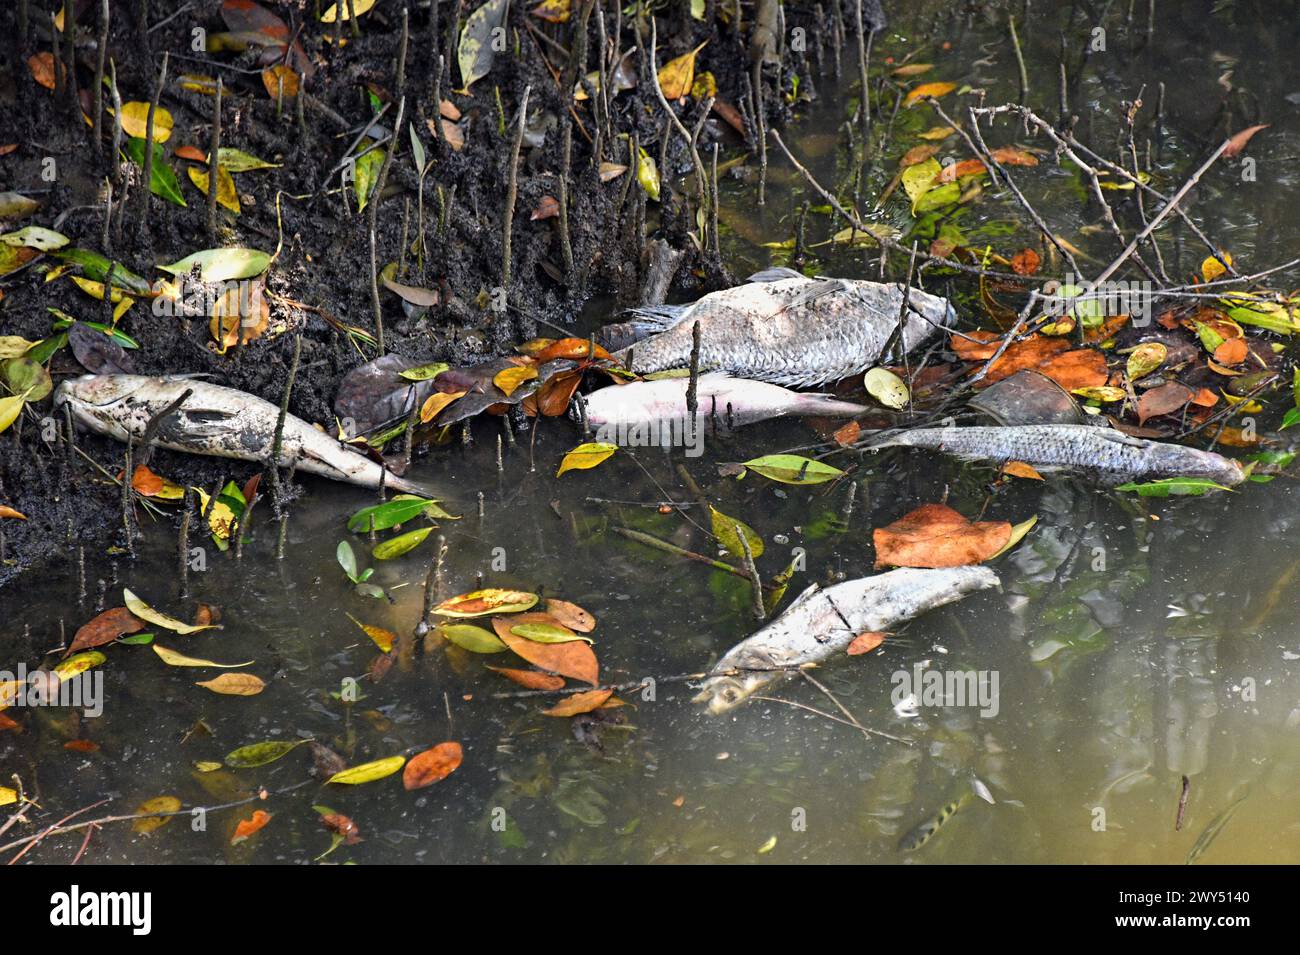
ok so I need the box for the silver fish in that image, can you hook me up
[865,424,1245,488]
[695,566,1000,715]
[55,374,434,495]
[614,267,956,387]
[584,372,867,432]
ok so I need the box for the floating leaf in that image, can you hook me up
[873,503,1015,569]
[506,618,591,644]
[347,614,395,653]
[439,623,508,653]
[710,506,764,560]
[1114,477,1233,497]
[557,442,617,477]
[124,588,218,634]
[158,248,270,282]
[1001,461,1045,481]
[196,673,266,695]
[1202,251,1233,282]
[420,390,467,423]
[187,165,241,214]
[154,644,250,668]
[231,810,272,845]
[658,42,708,100]
[53,651,107,681]
[435,589,539,618]
[69,607,144,654]
[1223,124,1268,158]
[865,367,910,409]
[132,796,181,834]
[403,742,463,789]
[457,0,510,91]
[118,102,174,142]
[373,525,434,560]
[225,739,308,769]
[847,631,888,655]
[328,755,406,785]
[497,629,599,685]
[348,495,457,532]
[741,454,844,485]
[1136,381,1194,424]
[494,365,539,397]
[893,63,934,77]
[545,599,596,633]
[903,81,957,107]
[399,362,449,381]
[1125,342,1167,381]
[543,688,613,716]
[489,666,565,689]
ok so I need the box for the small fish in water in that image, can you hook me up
[56,374,436,495]
[584,372,866,434]
[1185,790,1250,865]
[864,424,1245,487]
[613,267,956,387]
[899,791,975,853]
[695,566,1000,714]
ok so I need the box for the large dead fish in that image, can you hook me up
[695,566,1000,715]
[863,424,1245,488]
[612,267,956,387]
[56,374,435,494]
[584,372,867,432]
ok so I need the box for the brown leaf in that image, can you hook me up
[1002,461,1044,481]
[1010,248,1041,276]
[69,607,144,655]
[989,146,1039,166]
[873,503,1011,569]
[530,195,560,221]
[1223,124,1268,158]
[935,158,986,182]
[711,100,746,137]
[542,688,613,716]
[833,420,861,447]
[1212,338,1248,365]
[846,631,888,656]
[488,667,566,690]
[900,144,939,168]
[544,599,596,632]
[27,53,59,90]
[320,812,362,844]
[195,673,266,696]
[497,629,598,685]
[1136,382,1195,423]
[1190,388,1219,408]
[403,741,463,790]
[174,144,207,162]
[534,370,583,417]
[0,713,22,733]
[260,65,299,99]
[0,505,27,520]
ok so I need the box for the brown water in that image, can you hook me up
[3,1,1298,864]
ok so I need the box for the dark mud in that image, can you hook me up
[0,1,829,588]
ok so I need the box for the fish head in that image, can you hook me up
[1146,442,1246,488]
[692,668,776,715]
[54,374,147,440]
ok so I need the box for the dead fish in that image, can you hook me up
[864,424,1245,488]
[1185,790,1250,865]
[55,374,436,495]
[695,566,1000,715]
[899,790,975,853]
[584,372,867,432]
[613,267,956,387]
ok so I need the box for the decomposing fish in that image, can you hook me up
[56,374,436,494]
[583,372,867,432]
[695,566,1000,715]
[613,267,956,387]
[898,790,975,853]
[864,424,1245,487]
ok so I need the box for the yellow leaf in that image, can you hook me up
[420,389,467,423]
[347,614,394,653]
[918,125,957,140]
[195,673,266,696]
[187,166,241,214]
[69,275,130,303]
[0,787,17,807]
[125,588,219,634]
[153,644,250,668]
[117,102,173,142]
[494,365,538,397]
[260,65,299,100]
[903,81,957,108]
[132,796,182,834]
[556,442,617,477]
[53,651,107,681]
[1201,251,1233,282]
[1001,461,1044,481]
[327,755,406,784]
[658,42,708,100]
[0,336,35,358]
[0,394,25,435]
[321,0,378,22]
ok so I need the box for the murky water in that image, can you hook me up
[4,2,1298,864]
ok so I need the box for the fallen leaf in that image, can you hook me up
[188,165,241,214]
[328,755,405,784]
[434,588,539,618]
[174,144,207,162]
[118,102,174,142]
[0,505,28,520]
[64,740,100,753]
[27,53,59,90]
[260,65,299,99]
[498,629,599,685]
[231,810,272,844]
[132,796,182,834]
[658,41,708,100]
[1223,124,1268,158]
[403,742,463,789]
[420,389,467,423]
[533,338,611,362]
[1126,342,1167,381]
[348,614,395,652]
[494,364,538,397]
[903,81,957,107]
[155,645,251,669]
[1213,338,1248,365]
[1002,461,1045,480]
[488,667,565,690]
[531,195,559,220]
[545,599,596,632]
[557,442,617,477]
[69,607,144,654]
[543,688,613,716]
[989,146,1039,166]
[846,631,888,655]
[1136,382,1195,423]
[873,503,1013,569]
[131,464,185,499]
[1010,248,1041,275]
[125,588,219,634]
[833,420,861,447]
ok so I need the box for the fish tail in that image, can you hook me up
[792,394,869,418]
[384,472,444,498]
[746,266,806,283]
[625,303,692,330]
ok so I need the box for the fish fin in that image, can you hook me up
[746,266,808,283]
[625,303,692,329]
[164,408,238,440]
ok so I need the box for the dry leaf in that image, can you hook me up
[1223,124,1268,158]
[69,607,144,655]
[231,810,272,844]
[873,503,1012,569]
[542,688,613,716]
[903,81,957,107]
[488,666,566,690]
[545,598,596,632]
[260,65,299,99]
[195,673,266,696]
[658,42,708,100]
[420,389,467,423]
[531,195,559,220]
[402,741,463,789]
[846,631,888,655]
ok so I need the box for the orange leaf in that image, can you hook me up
[544,598,596,632]
[833,420,861,447]
[1212,338,1247,365]
[231,809,272,845]
[900,144,939,168]
[1190,388,1219,408]
[174,144,207,162]
[846,631,888,656]
[488,667,566,690]
[403,741,463,790]
[261,65,299,99]
[0,505,26,520]
[533,338,611,362]
[497,629,598,685]
[1010,248,1041,275]
[1223,124,1268,158]
[530,195,559,220]
[1002,461,1044,481]
[534,370,583,417]
[903,81,957,107]
[935,158,986,183]
[873,503,1011,569]
[420,389,466,423]
[64,739,100,753]
[989,146,1039,166]
[542,688,613,716]
[0,713,21,733]
[27,53,59,90]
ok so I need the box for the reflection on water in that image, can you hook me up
[3,0,1299,864]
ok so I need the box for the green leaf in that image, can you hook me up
[116,632,155,646]
[741,454,845,485]
[409,124,426,176]
[913,180,961,214]
[901,158,942,204]
[53,249,152,294]
[1281,406,1300,431]
[710,506,764,560]
[510,622,592,644]
[2,357,52,401]
[24,332,67,364]
[398,362,449,382]
[225,739,308,769]
[336,540,360,581]
[327,755,406,785]
[372,525,433,560]
[353,144,385,212]
[123,137,187,207]
[158,247,270,282]
[1113,477,1233,497]
[348,495,457,532]
[457,0,510,91]
[438,623,509,653]
[216,148,280,172]
[1224,303,1298,335]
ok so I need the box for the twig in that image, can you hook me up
[500,85,531,294]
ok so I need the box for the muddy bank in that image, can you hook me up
[0,1,840,588]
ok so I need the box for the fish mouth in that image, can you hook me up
[694,676,756,715]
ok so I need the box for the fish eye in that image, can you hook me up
[721,687,739,703]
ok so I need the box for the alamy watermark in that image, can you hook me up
[1,664,103,718]
[593,417,705,457]
[890,664,1000,718]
